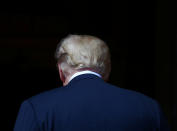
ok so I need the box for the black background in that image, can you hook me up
[0,1,176,130]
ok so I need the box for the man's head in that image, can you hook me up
[55,34,111,86]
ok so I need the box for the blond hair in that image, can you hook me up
[55,35,111,81]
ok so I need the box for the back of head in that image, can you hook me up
[55,35,111,81]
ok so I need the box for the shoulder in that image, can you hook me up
[106,82,157,105]
[24,87,68,109]
[125,87,157,105]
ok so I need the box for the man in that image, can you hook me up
[14,35,170,131]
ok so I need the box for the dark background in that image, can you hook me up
[0,1,176,131]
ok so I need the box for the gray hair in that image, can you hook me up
[55,34,111,81]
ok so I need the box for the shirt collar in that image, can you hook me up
[68,70,102,83]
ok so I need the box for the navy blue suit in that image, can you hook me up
[14,74,170,131]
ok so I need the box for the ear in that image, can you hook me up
[58,64,66,84]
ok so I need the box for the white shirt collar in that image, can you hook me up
[68,70,102,83]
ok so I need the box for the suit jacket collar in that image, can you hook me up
[66,73,103,88]
[68,70,102,83]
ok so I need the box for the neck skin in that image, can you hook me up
[62,72,77,86]
[58,65,77,86]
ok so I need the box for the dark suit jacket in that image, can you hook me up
[14,74,170,131]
